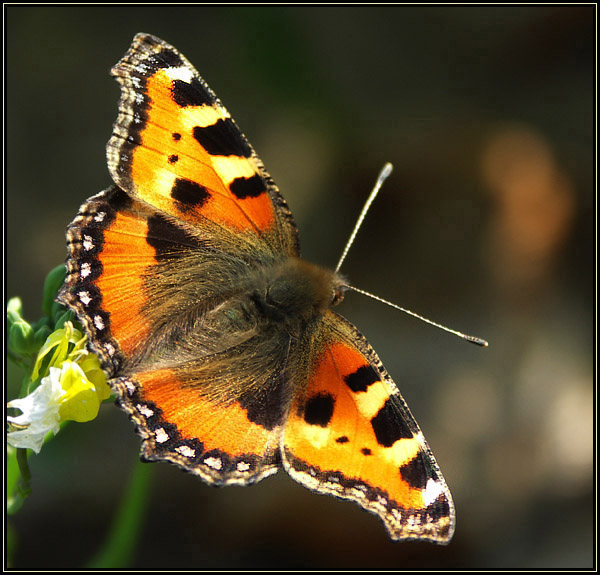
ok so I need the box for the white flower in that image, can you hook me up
[6,321,111,454]
[7,367,66,453]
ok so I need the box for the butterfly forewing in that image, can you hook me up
[108,33,299,257]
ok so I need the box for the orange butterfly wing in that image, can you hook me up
[108,33,299,256]
[282,311,455,543]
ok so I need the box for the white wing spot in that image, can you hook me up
[175,445,196,458]
[236,461,251,472]
[165,66,194,83]
[137,404,154,418]
[80,262,92,279]
[93,211,106,223]
[423,478,445,506]
[78,291,92,305]
[82,235,94,251]
[105,342,116,357]
[155,428,169,443]
[203,456,222,470]
[93,315,105,330]
[123,379,135,394]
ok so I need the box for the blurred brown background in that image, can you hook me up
[6,5,593,569]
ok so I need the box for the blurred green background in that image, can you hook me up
[6,5,593,569]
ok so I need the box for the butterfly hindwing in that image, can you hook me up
[282,311,455,543]
[112,368,283,485]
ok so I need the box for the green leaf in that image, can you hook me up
[53,309,74,330]
[6,298,24,328]
[42,264,66,317]
[8,321,36,356]
[33,325,52,348]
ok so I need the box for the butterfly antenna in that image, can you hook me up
[335,162,488,347]
[335,163,487,347]
[335,162,394,274]
[348,285,488,347]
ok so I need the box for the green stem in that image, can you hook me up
[7,448,32,514]
[87,459,152,568]
[16,448,32,498]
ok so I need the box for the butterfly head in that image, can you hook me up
[249,257,347,331]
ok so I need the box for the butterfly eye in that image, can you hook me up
[330,286,345,307]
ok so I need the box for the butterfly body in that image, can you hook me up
[58,33,455,543]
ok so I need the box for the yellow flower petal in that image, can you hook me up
[57,362,102,423]
[79,354,111,402]
[31,321,84,381]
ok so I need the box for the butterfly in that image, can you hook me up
[58,33,455,543]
